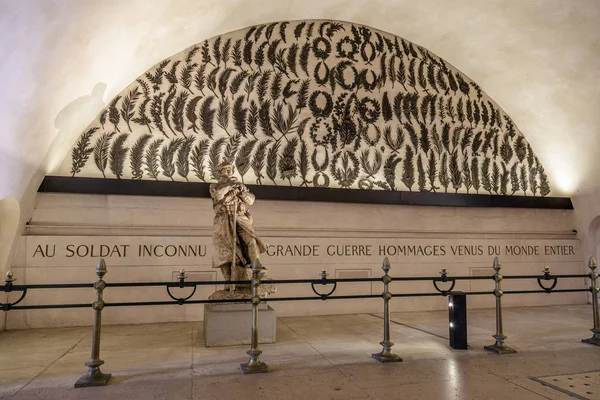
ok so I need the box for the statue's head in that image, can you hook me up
[217,162,234,178]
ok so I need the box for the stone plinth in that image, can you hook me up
[207,282,277,301]
[203,303,276,347]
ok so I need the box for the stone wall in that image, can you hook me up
[4,192,585,329]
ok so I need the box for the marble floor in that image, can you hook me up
[0,304,599,400]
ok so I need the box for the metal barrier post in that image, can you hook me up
[240,259,268,374]
[75,259,111,388]
[582,257,600,347]
[484,257,516,355]
[372,257,402,363]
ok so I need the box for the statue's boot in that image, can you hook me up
[235,264,252,290]
[220,266,232,291]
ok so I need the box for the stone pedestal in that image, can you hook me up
[203,303,276,347]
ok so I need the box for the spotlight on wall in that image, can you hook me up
[448,292,467,350]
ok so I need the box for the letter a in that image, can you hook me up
[33,245,45,258]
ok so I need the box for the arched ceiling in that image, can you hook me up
[1,0,600,206]
[58,20,550,196]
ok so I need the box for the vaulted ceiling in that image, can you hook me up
[1,0,599,208]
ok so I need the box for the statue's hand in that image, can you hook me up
[224,191,238,204]
[226,183,242,195]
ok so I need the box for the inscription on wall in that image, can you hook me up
[25,236,581,268]
[267,243,575,257]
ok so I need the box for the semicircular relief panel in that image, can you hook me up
[57,20,551,196]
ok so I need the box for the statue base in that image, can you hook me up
[208,281,277,301]
[203,303,276,347]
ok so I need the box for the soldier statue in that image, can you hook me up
[209,162,268,291]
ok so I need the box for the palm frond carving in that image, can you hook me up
[191,139,210,181]
[71,127,98,176]
[177,137,195,180]
[109,133,130,179]
[93,132,116,178]
[144,139,164,180]
[235,139,258,183]
[130,134,153,180]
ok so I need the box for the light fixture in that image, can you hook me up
[448,292,467,350]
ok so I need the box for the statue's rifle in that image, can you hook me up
[230,194,238,292]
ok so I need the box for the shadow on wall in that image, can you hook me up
[50,82,107,171]
[0,81,108,277]
[0,82,107,238]
[0,197,20,331]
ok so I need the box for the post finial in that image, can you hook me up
[382,257,390,273]
[493,257,501,272]
[589,257,597,270]
[96,259,107,278]
[5,270,15,283]
[252,259,262,272]
[320,268,328,280]
[177,268,187,282]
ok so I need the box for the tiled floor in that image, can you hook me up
[1,304,599,399]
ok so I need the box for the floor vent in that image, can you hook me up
[531,371,600,400]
